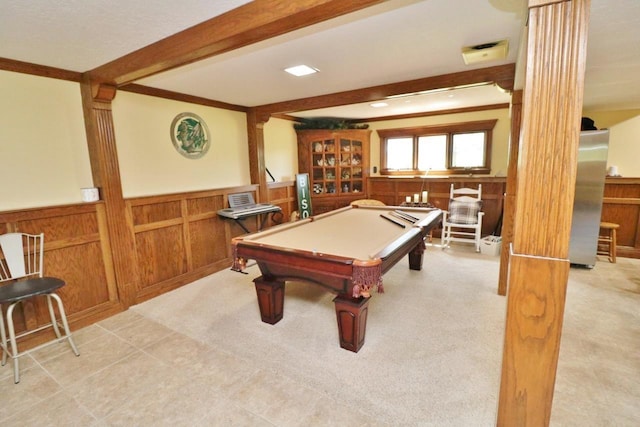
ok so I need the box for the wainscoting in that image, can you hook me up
[0,182,297,350]
[602,177,640,258]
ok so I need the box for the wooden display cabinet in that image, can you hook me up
[297,129,371,214]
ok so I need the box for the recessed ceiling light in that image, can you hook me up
[370,102,388,108]
[284,65,319,76]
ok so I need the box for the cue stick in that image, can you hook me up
[380,214,406,228]
[394,209,420,222]
[389,211,415,223]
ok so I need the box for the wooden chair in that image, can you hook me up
[0,232,79,383]
[597,222,619,263]
[441,184,484,252]
[350,199,386,207]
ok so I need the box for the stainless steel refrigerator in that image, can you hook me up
[569,129,609,267]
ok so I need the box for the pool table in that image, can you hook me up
[231,204,442,352]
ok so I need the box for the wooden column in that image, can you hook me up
[80,78,139,307]
[498,90,523,296]
[497,1,591,425]
[247,109,270,202]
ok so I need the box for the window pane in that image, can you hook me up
[386,137,413,169]
[451,132,485,168]
[418,135,446,171]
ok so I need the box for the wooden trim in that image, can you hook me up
[87,0,386,86]
[498,89,523,296]
[121,84,248,113]
[603,197,640,205]
[351,103,510,123]
[256,64,515,115]
[0,57,81,82]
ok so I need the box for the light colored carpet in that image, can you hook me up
[129,244,639,426]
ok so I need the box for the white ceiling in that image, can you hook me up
[1,0,638,119]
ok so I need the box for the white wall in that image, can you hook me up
[607,115,640,177]
[263,117,298,182]
[112,91,250,198]
[0,71,93,210]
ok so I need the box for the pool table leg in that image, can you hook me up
[253,276,285,324]
[408,239,426,270]
[333,294,370,352]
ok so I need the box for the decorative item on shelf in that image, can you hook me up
[313,183,323,194]
[342,183,349,193]
[328,156,335,166]
[314,142,323,152]
[422,191,429,203]
[342,170,350,179]
[607,165,621,177]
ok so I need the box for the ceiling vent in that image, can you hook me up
[461,39,509,65]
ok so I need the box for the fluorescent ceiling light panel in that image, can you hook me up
[284,65,318,76]
[370,102,388,108]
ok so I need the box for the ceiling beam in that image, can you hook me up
[255,63,516,115]
[88,0,385,86]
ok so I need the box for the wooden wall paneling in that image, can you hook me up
[187,193,227,269]
[0,203,122,349]
[189,216,228,269]
[131,200,182,226]
[498,0,591,425]
[96,203,119,302]
[126,186,261,302]
[601,203,638,247]
[135,225,187,289]
[367,179,397,205]
[181,199,193,271]
[601,179,640,257]
[267,181,295,226]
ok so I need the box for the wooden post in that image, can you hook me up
[497,89,523,296]
[80,78,139,307]
[246,109,270,202]
[497,1,591,425]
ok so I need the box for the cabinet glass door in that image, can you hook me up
[338,138,363,194]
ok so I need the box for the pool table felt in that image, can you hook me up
[241,205,438,261]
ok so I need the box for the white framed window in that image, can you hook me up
[378,119,496,175]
